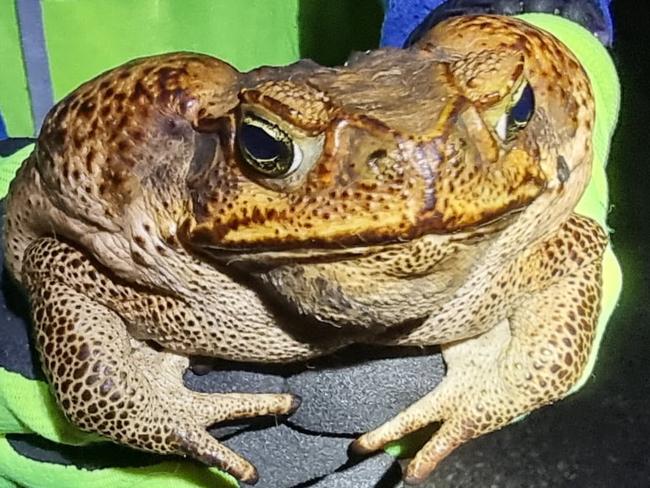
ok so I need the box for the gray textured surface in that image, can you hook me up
[311,453,401,488]
[185,368,288,395]
[287,353,445,434]
[224,424,352,488]
[0,205,43,380]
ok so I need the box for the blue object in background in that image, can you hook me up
[381,0,614,48]
[0,112,7,140]
[381,0,447,47]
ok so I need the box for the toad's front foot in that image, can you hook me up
[353,255,603,484]
[119,350,299,484]
[136,351,300,484]
[142,354,300,484]
[23,238,300,484]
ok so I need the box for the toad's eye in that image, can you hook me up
[495,82,535,141]
[509,82,535,126]
[238,114,301,178]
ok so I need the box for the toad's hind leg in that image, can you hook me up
[22,238,299,484]
[352,240,604,484]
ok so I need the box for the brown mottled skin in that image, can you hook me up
[3,16,606,485]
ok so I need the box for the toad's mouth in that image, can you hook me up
[200,245,387,268]
[181,212,517,268]
[186,235,409,267]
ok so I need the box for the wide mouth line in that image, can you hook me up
[184,211,516,266]
[194,241,386,265]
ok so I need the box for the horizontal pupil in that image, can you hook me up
[240,123,286,161]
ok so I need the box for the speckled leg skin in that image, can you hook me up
[353,239,603,484]
[21,239,299,484]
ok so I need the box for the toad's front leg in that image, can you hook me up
[353,215,606,483]
[22,238,299,484]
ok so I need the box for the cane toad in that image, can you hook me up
[3,16,606,485]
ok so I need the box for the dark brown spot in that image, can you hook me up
[131,80,151,102]
[557,155,570,183]
[86,150,95,171]
[73,363,89,380]
[251,207,264,224]
[132,251,148,266]
[77,343,91,360]
[117,140,129,152]
[50,128,66,149]
[79,99,95,115]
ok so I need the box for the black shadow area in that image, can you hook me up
[298,0,384,66]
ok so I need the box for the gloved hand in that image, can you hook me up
[381,0,614,47]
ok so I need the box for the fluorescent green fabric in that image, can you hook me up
[0,146,32,199]
[0,2,34,136]
[0,369,96,445]
[0,0,301,137]
[0,435,237,488]
[41,0,300,99]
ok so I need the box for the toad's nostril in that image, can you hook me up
[368,149,387,161]
[367,149,388,170]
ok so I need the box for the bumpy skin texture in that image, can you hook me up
[3,16,606,485]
